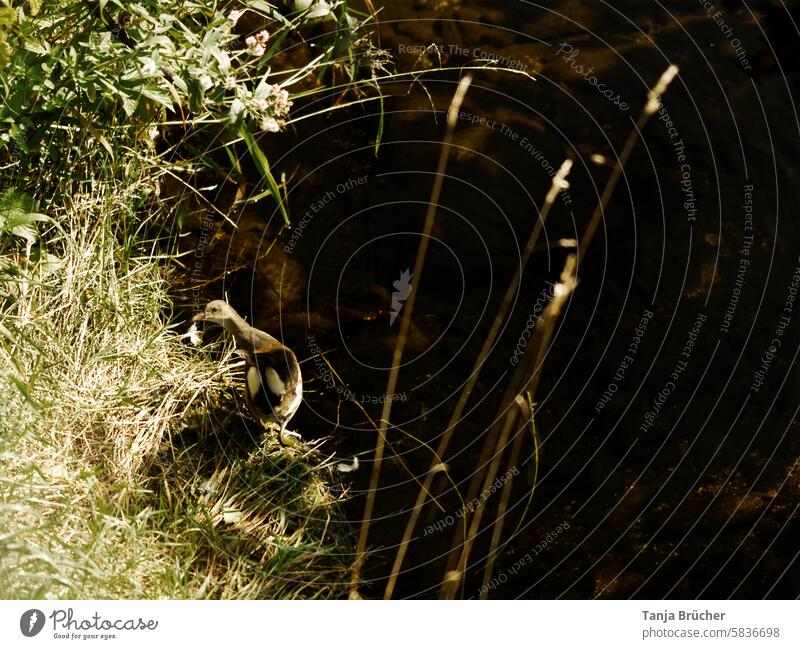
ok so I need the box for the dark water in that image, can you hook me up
[188,0,800,598]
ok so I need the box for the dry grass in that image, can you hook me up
[0,176,352,599]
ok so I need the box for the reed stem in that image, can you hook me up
[350,74,473,598]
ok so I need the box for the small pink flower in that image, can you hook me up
[254,98,268,111]
[269,85,292,114]
[228,9,244,24]
[245,29,269,55]
[199,74,213,90]
[260,117,280,132]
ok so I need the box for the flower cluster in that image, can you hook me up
[270,85,292,113]
[245,30,270,56]
[257,84,293,132]
[133,8,295,134]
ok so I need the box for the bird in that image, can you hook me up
[193,300,303,446]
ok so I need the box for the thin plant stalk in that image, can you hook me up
[443,255,577,597]
[510,394,541,538]
[479,394,531,599]
[578,65,679,261]
[383,159,573,599]
[439,396,521,599]
[454,66,680,518]
[349,74,473,598]
[442,64,679,596]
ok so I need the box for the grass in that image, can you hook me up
[0,172,353,599]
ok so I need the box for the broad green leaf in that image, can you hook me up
[201,26,221,49]
[23,38,48,55]
[307,1,333,20]
[138,85,173,109]
[33,252,63,278]
[0,190,45,219]
[253,73,270,101]
[120,92,138,116]
[163,81,183,108]
[10,222,36,242]
[0,191,49,243]
[0,7,16,38]
[7,212,50,226]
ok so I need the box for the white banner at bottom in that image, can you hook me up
[0,600,797,648]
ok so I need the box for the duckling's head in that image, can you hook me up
[193,300,242,329]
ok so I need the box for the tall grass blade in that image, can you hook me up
[350,74,473,599]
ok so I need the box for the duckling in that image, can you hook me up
[193,300,302,446]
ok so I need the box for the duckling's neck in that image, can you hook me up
[223,311,277,352]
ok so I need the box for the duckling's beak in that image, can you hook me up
[192,311,206,322]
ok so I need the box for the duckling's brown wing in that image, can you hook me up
[238,347,302,424]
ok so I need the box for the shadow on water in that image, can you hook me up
[183,0,800,598]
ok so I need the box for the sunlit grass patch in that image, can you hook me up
[0,179,352,599]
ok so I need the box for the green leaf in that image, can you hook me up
[30,251,63,278]
[6,210,50,228]
[10,222,36,242]
[10,121,29,153]
[210,47,230,73]
[239,127,289,226]
[27,0,41,17]
[0,190,49,243]
[0,41,10,71]
[120,92,138,117]
[229,98,245,124]
[175,202,188,230]
[307,1,334,20]
[163,81,183,109]
[253,74,270,101]
[187,76,203,112]
[370,80,384,156]
[23,37,48,55]
[0,190,44,219]
[171,75,188,95]
[246,0,292,26]
[0,7,16,38]
[201,25,222,50]
[138,85,173,109]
